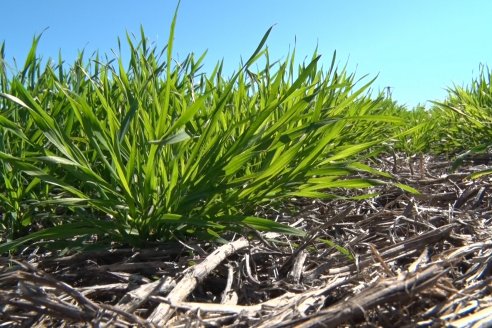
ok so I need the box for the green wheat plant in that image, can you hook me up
[429,65,492,151]
[429,65,492,176]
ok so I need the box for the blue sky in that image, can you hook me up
[1,1,491,107]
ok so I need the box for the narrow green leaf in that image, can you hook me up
[0,221,119,254]
[150,129,190,145]
[394,183,420,194]
[222,216,306,236]
[470,169,492,179]
[322,141,377,163]
[307,178,384,189]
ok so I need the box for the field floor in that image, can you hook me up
[1,153,492,327]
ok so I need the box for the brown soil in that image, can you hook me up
[1,153,492,327]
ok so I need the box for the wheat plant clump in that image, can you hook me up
[0,11,405,252]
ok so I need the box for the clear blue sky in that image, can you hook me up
[1,1,491,107]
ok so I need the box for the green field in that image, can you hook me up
[0,12,491,254]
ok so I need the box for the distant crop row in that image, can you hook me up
[0,10,491,254]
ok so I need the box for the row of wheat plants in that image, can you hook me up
[379,65,492,176]
[432,65,492,154]
[0,13,410,253]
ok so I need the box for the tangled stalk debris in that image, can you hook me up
[1,154,491,327]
